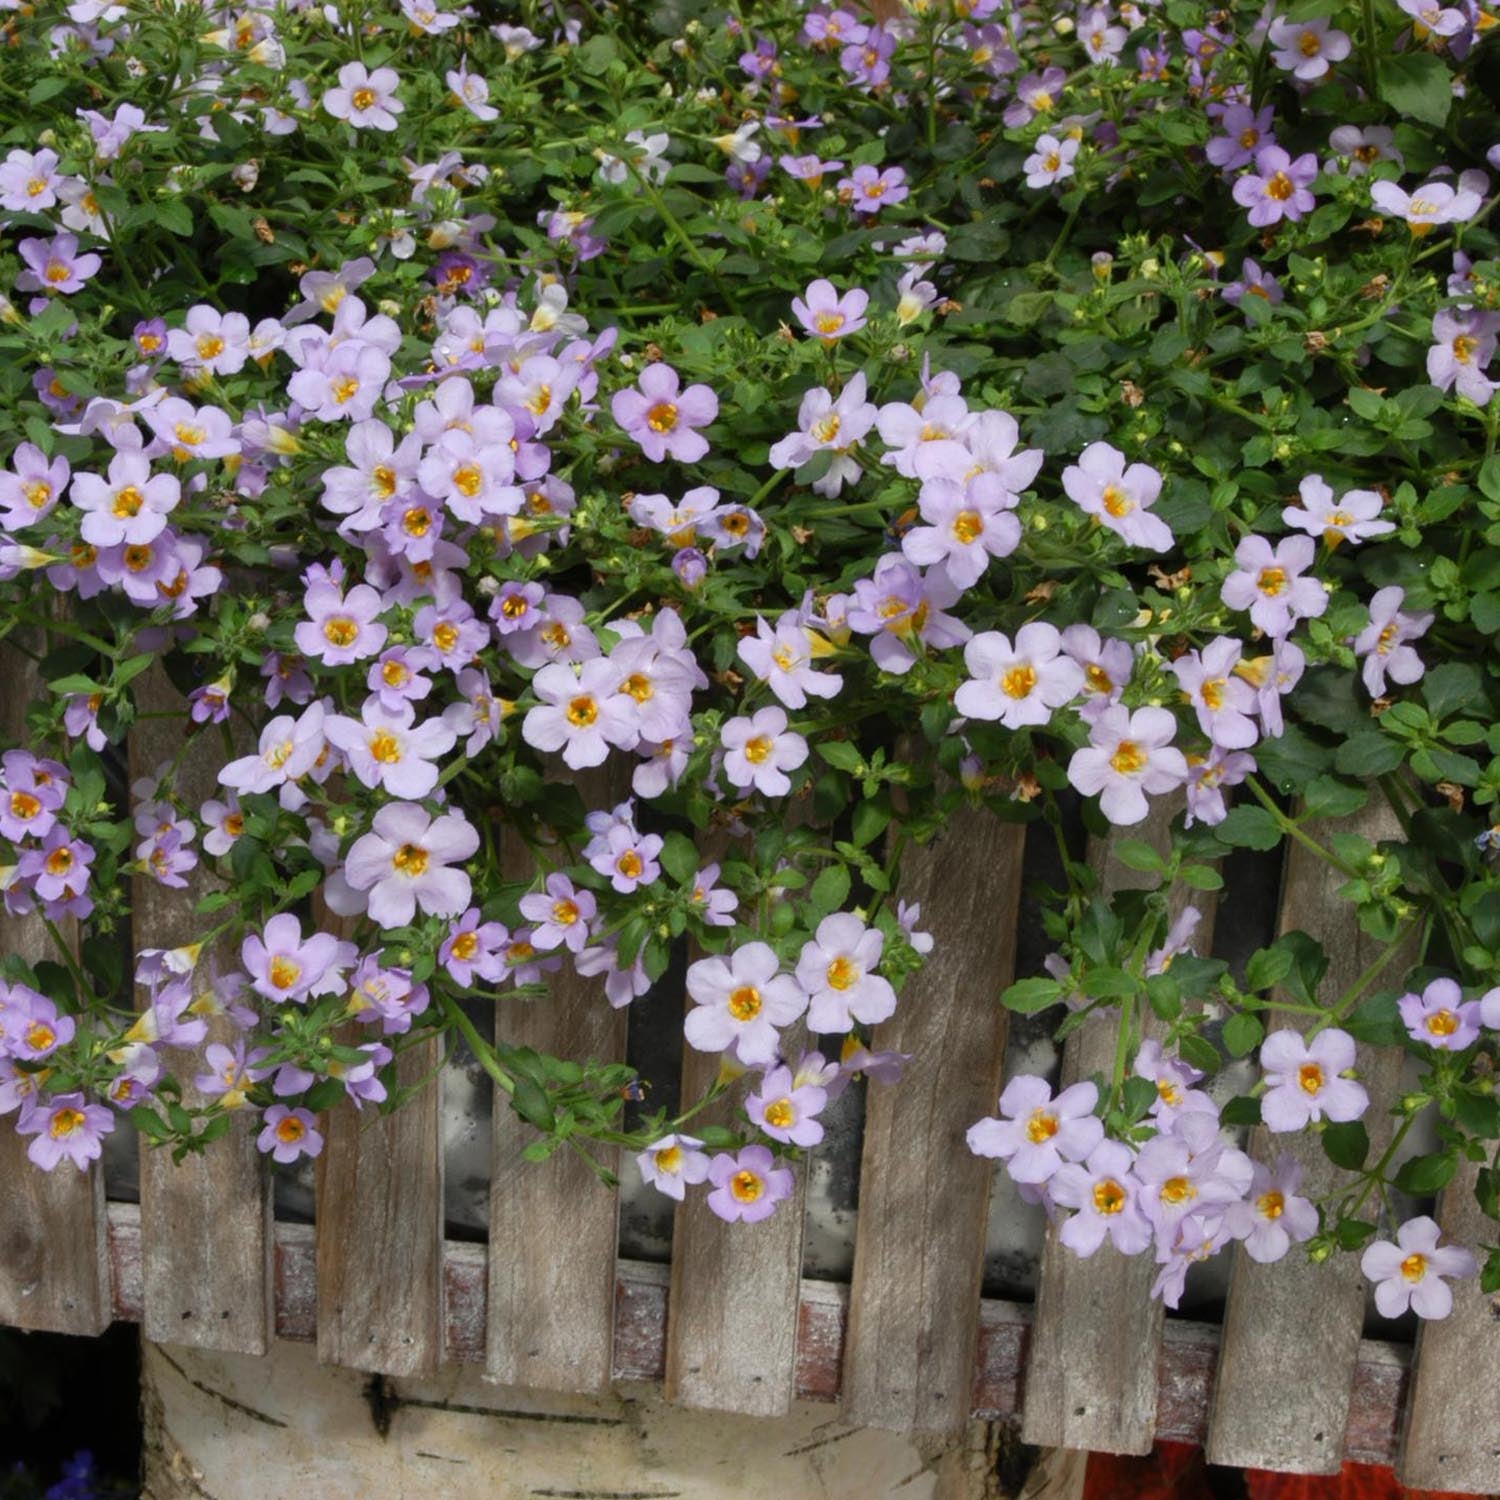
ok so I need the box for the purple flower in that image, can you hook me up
[847,554,970,676]
[767,371,878,486]
[18,1092,113,1170]
[439,909,508,985]
[1050,1140,1153,1256]
[587,822,662,894]
[838,162,907,214]
[166,305,252,376]
[323,62,404,131]
[0,750,67,842]
[1067,705,1189,827]
[293,576,388,665]
[1396,0,1469,37]
[1004,67,1066,128]
[721,706,807,798]
[1224,1156,1319,1264]
[840,28,896,90]
[955,623,1083,729]
[1259,1027,1368,1132]
[1361,1216,1476,1320]
[967,1076,1103,1185]
[16,233,102,296]
[1206,105,1276,172]
[794,913,896,1033]
[341,802,479,928]
[1170,637,1259,749]
[518,873,597,953]
[637,1133,711,1200]
[1134,1112,1253,1236]
[195,1041,271,1110]
[1220,534,1327,637]
[0,147,61,212]
[903,473,1021,587]
[1223,258,1284,312]
[218,702,326,797]
[684,941,807,1065]
[1023,134,1079,189]
[687,863,738,927]
[1428,306,1499,405]
[1062,442,1174,551]
[1328,124,1403,176]
[747,1064,828,1147]
[1282,475,1395,546]
[325,702,456,799]
[70,452,179,548]
[1060,624,1132,720]
[706,1144,795,1223]
[737,612,843,708]
[1132,1039,1215,1125]
[1351,586,1432,697]
[0,443,69,532]
[1371,178,1482,234]
[257,1104,324,1163]
[242,912,352,1004]
[790,278,869,342]
[1397,977,1482,1050]
[524,658,637,769]
[1232,146,1317,227]
[1268,17,1351,80]
[611,363,718,463]
[1184,747,1255,827]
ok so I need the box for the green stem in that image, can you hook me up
[436,990,515,1096]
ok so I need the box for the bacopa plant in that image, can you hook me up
[2,0,1500,1310]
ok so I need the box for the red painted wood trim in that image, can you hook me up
[103,1203,1408,1461]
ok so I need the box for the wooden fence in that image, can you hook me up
[1,670,1498,1491]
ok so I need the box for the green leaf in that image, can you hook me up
[1178,1033,1221,1075]
[1081,966,1137,999]
[1121,1075,1158,1123]
[1323,1120,1370,1171]
[1220,1096,1262,1127]
[1179,864,1223,891]
[815,740,865,774]
[1145,973,1181,1021]
[1481,1248,1500,1295]
[1335,733,1406,778]
[1246,943,1294,992]
[1302,776,1368,820]
[851,796,891,849]
[1001,976,1063,1014]
[1214,805,1283,851]
[1424,662,1483,721]
[1335,1218,1378,1250]
[1222,1012,1264,1057]
[1455,1091,1500,1140]
[808,863,851,917]
[659,831,700,886]
[1395,1151,1458,1194]
[512,1077,555,1132]
[1377,51,1453,128]
[1113,839,1167,874]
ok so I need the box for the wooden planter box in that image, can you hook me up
[0,673,1496,1491]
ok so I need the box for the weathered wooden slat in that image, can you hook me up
[487,776,627,1393]
[1396,1155,1500,1491]
[663,814,808,1420]
[102,1202,1421,1471]
[130,666,271,1352]
[315,1027,445,1376]
[0,632,110,1334]
[840,810,1025,1436]
[664,1019,810,1417]
[1022,798,1217,1455]
[1208,802,1411,1474]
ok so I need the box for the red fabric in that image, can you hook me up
[1080,1446,1475,1500]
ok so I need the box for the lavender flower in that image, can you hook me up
[611,363,718,463]
[1232,147,1317,227]
[1351,586,1432,697]
[967,1076,1103,1185]
[1259,1027,1368,1132]
[1397,977,1482,1050]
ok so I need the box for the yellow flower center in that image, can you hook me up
[811,413,841,443]
[1298,31,1321,56]
[276,1115,307,1144]
[1265,171,1294,202]
[373,464,397,499]
[1453,335,1478,365]
[826,955,859,991]
[1102,484,1134,517]
[45,847,73,876]
[763,1098,795,1130]
[815,312,845,335]
[743,734,773,764]
[113,485,144,518]
[369,730,403,764]
[1298,1062,1324,1094]
[392,842,429,876]
[1201,679,1226,711]
[10,791,41,821]
[1426,1008,1460,1037]
[730,1169,763,1203]
[1002,664,1037,699]
[23,480,51,509]
[402,507,432,537]
[952,509,983,544]
[331,376,360,406]
[646,401,679,433]
[1257,1190,1285,1220]
[566,695,598,727]
[1160,1175,1197,1205]
[1026,1110,1059,1144]
[655,1144,683,1174]
[351,87,377,110]
[1093,1179,1126,1215]
[622,672,653,702]
[728,985,762,1021]
[25,1021,55,1051]
[616,850,644,880]
[1110,740,1146,775]
[451,931,478,961]
[1401,1252,1427,1283]
[501,594,530,620]
[323,616,359,647]
[381,659,409,687]
[196,334,225,360]
[552,899,579,926]
[1257,566,1288,596]
[433,621,459,652]
[50,1107,85,1139]
[268,956,301,990]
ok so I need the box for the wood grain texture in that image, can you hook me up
[1208,803,1411,1475]
[487,773,627,1393]
[1396,1154,1500,1492]
[1022,798,1216,1455]
[315,1033,445,1375]
[663,813,808,1420]
[130,666,272,1353]
[840,810,1025,1436]
[0,633,109,1333]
